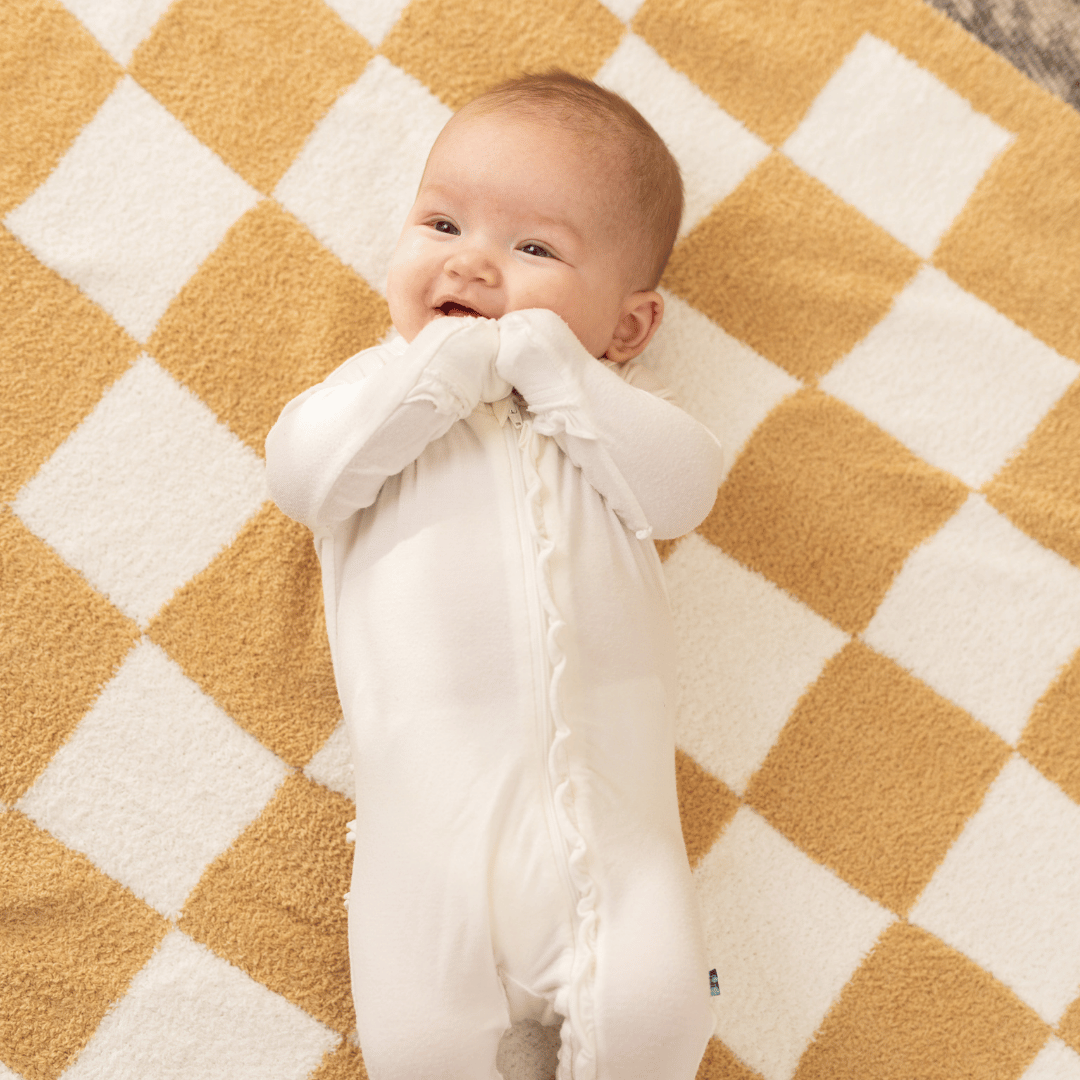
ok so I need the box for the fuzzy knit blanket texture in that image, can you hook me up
[3,1,1080,1079]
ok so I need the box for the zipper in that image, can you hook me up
[503,402,579,923]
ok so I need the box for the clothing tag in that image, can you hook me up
[709,969,720,997]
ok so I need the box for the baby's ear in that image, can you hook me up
[604,291,664,363]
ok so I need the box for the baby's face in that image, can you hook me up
[386,109,641,358]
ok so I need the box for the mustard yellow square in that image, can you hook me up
[655,536,685,563]
[0,229,139,500]
[130,0,373,193]
[0,812,168,1080]
[746,642,1010,914]
[936,120,1080,369]
[0,509,139,804]
[380,0,623,109]
[0,0,121,214]
[147,201,391,456]
[149,503,340,769]
[677,748,740,870]
[985,382,1080,571]
[1020,648,1080,807]
[180,774,354,1034]
[662,154,920,382]
[634,0,870,146]
[310,1042,370,1080]
[794,923,1048,1079]
[1059,993,1080,1056]
[696,1037,764,1080]
[699,389,968,633]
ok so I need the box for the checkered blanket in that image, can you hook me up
[4,1,1080,1078]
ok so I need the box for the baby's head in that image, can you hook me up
[385,71,683,362]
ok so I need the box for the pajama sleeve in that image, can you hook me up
[495,308,723,541]
[266,315,503,530]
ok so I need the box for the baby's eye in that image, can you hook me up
[520,242,554,258]
[431,219,459,235]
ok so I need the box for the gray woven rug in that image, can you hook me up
[926,0,1080,109]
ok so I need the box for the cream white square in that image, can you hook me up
[13,355,267,628]
[0,1060,24,1080]
[694,808,894,1080]
[4,78,258,342]
[60,931,338,1080]
[783,34,1014,257]
[303,721,355,802]
[820,268,1079,489]
[864,495,1080,745]
[666,534,848,795]
[910,756,1080,1025]
[321,0,410,45]
[57,0,174,64]
[596,0,647,21]
[597,34,770,236]
[1021,1038,1080,1080]
[643,291,800,479]
[18,640,289,919]
[274,57,452,295]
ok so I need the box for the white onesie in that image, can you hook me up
[266,309,723,1080]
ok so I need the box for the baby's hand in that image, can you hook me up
[436,314,511,403]
[412,314,509,405]
[478,351,513,403]
[470,314,511,401]
[495,309,590,406]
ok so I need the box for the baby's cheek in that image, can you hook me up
[385,275,424,342]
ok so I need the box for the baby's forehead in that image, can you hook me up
[440,105,634,203]
[454,99,623,156]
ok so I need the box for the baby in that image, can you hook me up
[266,71,723,1080]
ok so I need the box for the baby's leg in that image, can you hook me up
[586,839,715,1080]
[347,869,510,1080]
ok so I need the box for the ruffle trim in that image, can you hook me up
[529,405,596,442]
[404,370,474,418]
[516,417,600,1080]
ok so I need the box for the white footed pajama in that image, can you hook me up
[266,309,723,1080]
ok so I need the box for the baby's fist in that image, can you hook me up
[495,309,591,406]
[428,314,510,402]
[479,352,513,403]
[413,314,507,407]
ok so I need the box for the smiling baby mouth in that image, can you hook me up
[437,300,485,318]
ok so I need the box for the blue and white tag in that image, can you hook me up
[709,968,720,997]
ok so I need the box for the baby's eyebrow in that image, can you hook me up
[528,212,583,243]
[411,182,459,211]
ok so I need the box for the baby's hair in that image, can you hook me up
[458,70,684,289]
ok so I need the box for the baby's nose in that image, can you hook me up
[445,243,499,286]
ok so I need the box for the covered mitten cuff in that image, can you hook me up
[495,309,597,438]
[404,315,503,416]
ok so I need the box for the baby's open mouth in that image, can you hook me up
[438,301,484,318]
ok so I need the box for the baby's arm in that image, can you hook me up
[266,316,505,529]
[495,309,722,540]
